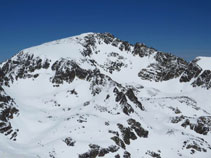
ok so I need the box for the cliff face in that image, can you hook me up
[0,33,211,158]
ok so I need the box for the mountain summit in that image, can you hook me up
[0,33,211,158]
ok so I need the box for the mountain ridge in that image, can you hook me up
[2,32,211,89]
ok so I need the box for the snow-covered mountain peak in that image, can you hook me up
[13,32,157,62]
[13,32,96,61]
[0,33,211,158]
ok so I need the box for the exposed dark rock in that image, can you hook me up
[172,107,181,114]
[49,151,56,158]
[138,52,188,82]
[0,53,51,86]
[63,137,76,146]
[115,154,120,158]
[89,144,100,150]
[182,138,211,154]
[171,115,185,124]
[172,115,211,135]
[119,41,131,51]
[98,33,115,45]
[98,145,119,157]
[123,151,131,158]
[79,152,90,158]
[111,39,121,47]
[133,43,156,57]
[0,122,12,133]
[51,59,90,85]
[82,34,97,56]
[109,120,148,151]
[117,123,137,145]
[83,101,90,106]
[126,89,144,110]
[115,91,126,103]
[75,68,88,80]
[109,130,119,136]
[107,61,124,73]
[87,69,112,96]
[107,145,119,153]
[180,62,202,82]
[0,87,19,140]
[192,70,211,89]
[181,116,211,135]
[51,60,114,95]
[127,118,149,138]
[98,148,109,157]
[146,151,161,158]
[111,136,126,149]
[113,88,134,115]
[51,60,76,84]
[79,144,119,158]
[0,107,18,122]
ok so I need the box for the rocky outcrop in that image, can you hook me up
[171,115,211,135]
[126,89,144,110]
[113,87,135,115]
[146,151,161,158]
[182,138,211,155]
[0,53,50,86]
[127,118,148,138]
[138,52,188,81]
[51,59,89,85]
[110,119,148,151]
[180,61,202,82]
[181,116,211,135]
[63,137,76,146]
[0,86,19,140]
[133,43,156,57]
[192,70,211,89]
[79,144,119,158]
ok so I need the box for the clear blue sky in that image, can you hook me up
[0,0,211,62]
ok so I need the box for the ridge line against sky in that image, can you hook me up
[0,0,211,62]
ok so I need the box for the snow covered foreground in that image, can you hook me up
[0,32,211,158]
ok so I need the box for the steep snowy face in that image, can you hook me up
[195,57,211,70]
[0,32,211,158]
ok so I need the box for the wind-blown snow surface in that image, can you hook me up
[0,33,211,158]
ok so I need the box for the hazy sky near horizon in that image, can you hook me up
[0,0,211,62]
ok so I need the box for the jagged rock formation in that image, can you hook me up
[0,86,19,140]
